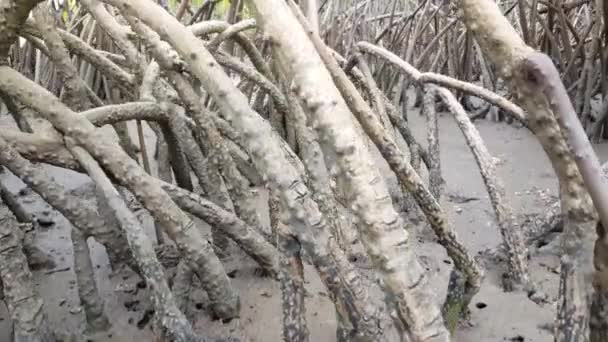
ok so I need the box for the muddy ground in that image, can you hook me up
[1,104,606,342]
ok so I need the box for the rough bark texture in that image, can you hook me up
[0,0,44,65]
[70,227,111,332]
[269,188,309,342]
[435,87,531,293]
[67,142,203,341]
[423,87,443,200]
[0,66,239,320]
[0,125,279,276]
[326,31,482,329]
[0,134,139,275]
[255,1,451,340]
[0,192,53,342]
[102,1,382,340]
[128,17,265,257]
[456,0,598,340]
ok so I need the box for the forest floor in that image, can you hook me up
[2,104,607,342]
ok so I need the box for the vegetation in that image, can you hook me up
[0,0,607,341]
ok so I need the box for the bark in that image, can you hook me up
[142,64,194,193]
[0,0,44,64]
[435,86,532,293]
[520,51,608,339]
[0,194,53,342]
[80,0,144,73]
[21,20,136,91]
[102,0,378,338]
[291,2,482,334]
[335,53,431,170]
[257,1,453,340]
[149,121,172,245]
[0,126,279,276]
[127,17,271,262]
[0,67,239,320]
[31,4,93,111]
[67,141,203,341]
[278,70,359,255]
[357,39,534,294]
[423,86,443,200]
[275,66,380,338]
[358,42,527,125]
[70,227,111,332]
[207,19,256,51]
[269,188,309,342]
[171,260,195,322]
[0,179,55,271]
[456,0,598,340]
[520,52,608,240]
[0,134,139,275]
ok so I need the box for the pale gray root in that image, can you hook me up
[31,4,94,112]
[79,0,145,73]
[28,3,140,163]
[211,50,291,122]
[207,19,256,51]
[0,93,33,133]
[156,121,194,192]
[334,50,430,213]
[70,227,111,332]
[276,72,378,338]
[521,52,608,232]
[152,78,231,254]
[189,20,273,81]
[269,188,309,342]
[149,122,171,245]
[332,51,432,171]
[350,54,423,219]
[93,185,143,275]
[435,87,532,293]
[457,0,598,340]
[141,64,193,193]
[127,18,270,263]
[0,178,55,271]
[66,141,203,341]
[352,52,393,134]
[0,135,139,275]
[423,87,443,200]
[103,0,379,338]
[418,72,526,124]
[520,52,608,339]
[159,183,280,278]
[260,1,452,340]
[164,108,232,257]
[0,127,279,276]
[0,0,45,65]
[21,19,136,91]
[277,65,359,255]
[0,195,53,342]
[172,260,195,322]
[0,67,239,320]
[290,2,480,336]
